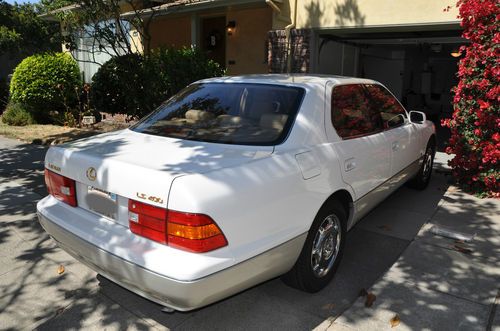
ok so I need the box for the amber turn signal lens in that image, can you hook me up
[166,209,228,253]
[167,222,222,240]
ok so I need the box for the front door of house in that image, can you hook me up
[201,17,226,68]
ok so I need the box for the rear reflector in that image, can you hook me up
[128,200,227,253]
[44,169,77,207]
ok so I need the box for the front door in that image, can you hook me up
[201,17,226,68]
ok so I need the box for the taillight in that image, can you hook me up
[44,169,77,207]
[129,199,168,244]
[128,200,227,253]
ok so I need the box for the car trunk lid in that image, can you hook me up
[44,129,273,226]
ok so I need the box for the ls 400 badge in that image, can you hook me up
[48,163,61,172]
[136,193,164,204]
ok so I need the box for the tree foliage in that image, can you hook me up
[47,0,161,61]
[90,53,160,119]
[0,0,61,56]
[91,48,225,118]
[442,0,499,197]
[0,77,8,112]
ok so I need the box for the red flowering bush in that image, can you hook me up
[442,0,500,197]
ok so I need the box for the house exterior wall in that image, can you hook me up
[149,15,192,49]
[293,0,460,29]
[130,28,144,53]
[226,6,272,74]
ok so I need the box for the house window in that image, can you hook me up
[72,20,131,83]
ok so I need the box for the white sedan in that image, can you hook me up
[37,75,436,311]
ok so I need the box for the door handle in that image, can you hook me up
[344,158,356,172]
[392,141,399,151]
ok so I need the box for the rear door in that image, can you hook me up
[325,83,391,201]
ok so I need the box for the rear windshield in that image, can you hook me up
[131,83,305,146]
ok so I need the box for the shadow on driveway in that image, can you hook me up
[0,139,458,330]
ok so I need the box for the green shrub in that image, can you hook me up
[63,111,77,127]
[90,53,163,119]
[91,47,225,119]
[1,102,34,126]
[9,52,81,123]
[151,47,225,97]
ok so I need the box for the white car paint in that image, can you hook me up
[37,74,435,310]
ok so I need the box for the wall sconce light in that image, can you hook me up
[226,21,236,36]
[450,48,461,57]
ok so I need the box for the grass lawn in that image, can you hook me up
[0,119,128,145]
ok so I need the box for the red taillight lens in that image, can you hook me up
[129,200,168,244]
[44,169,77,207]
[128,200,228,253]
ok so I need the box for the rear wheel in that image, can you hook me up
[282,201,346,292]
[408,140,435,190]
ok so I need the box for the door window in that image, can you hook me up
[365,84,407,129]
[331,84,383,139]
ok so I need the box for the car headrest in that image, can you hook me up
[185,109,215,121]
[260,114,288,131]
[217,115,244,126]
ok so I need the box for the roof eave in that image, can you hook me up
[39,3,81,21]
[120,0,265,20]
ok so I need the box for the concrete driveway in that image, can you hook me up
[0,136,476,330]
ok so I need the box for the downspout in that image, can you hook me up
[265,0,281,14]
[285,0,298,73]
[266,0,293,22]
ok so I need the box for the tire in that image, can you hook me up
[408,140,436,190]
[282,200,346,292]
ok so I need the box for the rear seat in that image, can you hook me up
[259,114,288,131]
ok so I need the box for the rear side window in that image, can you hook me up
[331,84,383,139]
[365,84,407,129]
[131,83,305,146]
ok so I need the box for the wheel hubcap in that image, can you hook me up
[311,214,342,278]
[422,147,433,179]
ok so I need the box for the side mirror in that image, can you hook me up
[409,110,426,124]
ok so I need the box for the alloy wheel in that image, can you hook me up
[310,214,342,278]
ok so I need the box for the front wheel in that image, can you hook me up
[408,141,435,190]
[282,201,346,292]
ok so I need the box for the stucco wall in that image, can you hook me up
[226,6,273,74]
[149,15,191,50]
[129,28,144,53]
[292,0,460,28]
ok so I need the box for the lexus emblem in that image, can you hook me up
[86,167,97,181]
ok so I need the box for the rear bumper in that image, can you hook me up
[37,199,305,311]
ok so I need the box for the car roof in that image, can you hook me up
[196,74,379,88]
